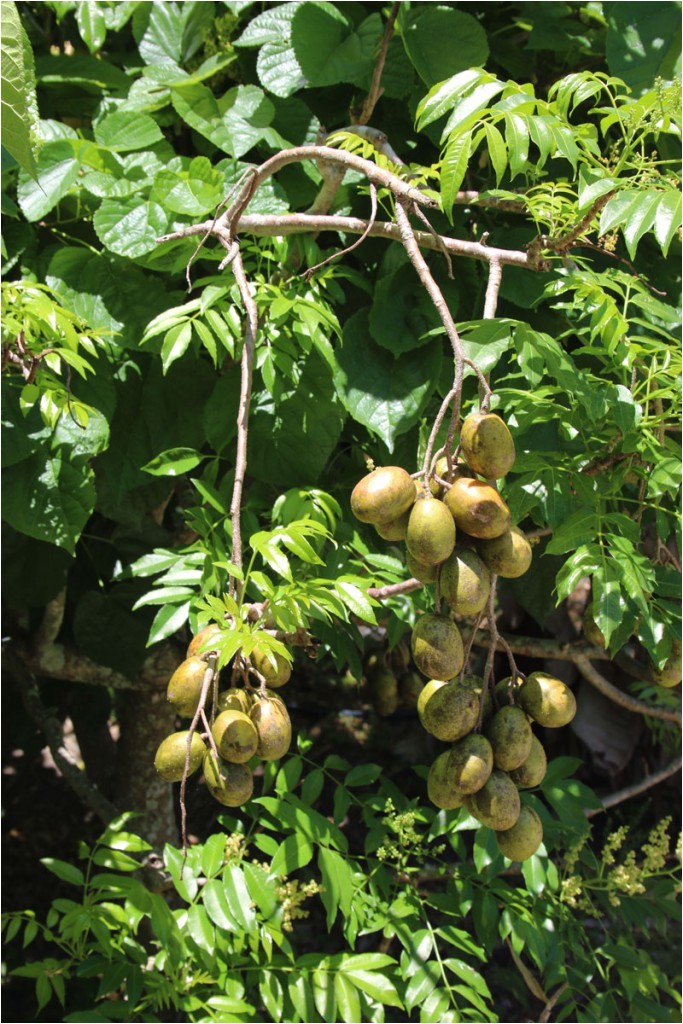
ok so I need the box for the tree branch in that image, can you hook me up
[356,2,400,125]
[574,654,681,726]
[483,256,503,319]
[367,578,423,600]
[585,757,682,818]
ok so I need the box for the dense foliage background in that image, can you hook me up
[2,2,681,1022]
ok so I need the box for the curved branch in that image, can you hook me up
[585,757,682,818]
[574,654,681,726]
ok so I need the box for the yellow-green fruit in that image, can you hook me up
[250,646,291,688]
[495,805,543,860]
[250,696,292,760]
[217,688,253,714]
[369,668,399,716]
[397,671,424,709]
[186,623,223,659]
[167,657,208,718]
[444,478,511,540]
[211,710,259,764]
[494,676,523,708]
[478,526,532,579]
[351,466,416,524]
[429,457,470,497]
[460,412,516,480]
[461,674,493,720]
[440,545,491,616]
[406,550,438,584]
[421,680,480,742]
[427,750,467,809]
[417,679,448,724]
[375,507,412,541]
[411,614,464,681]
[154,731,206,782]
[517,673,577,728]
[582,602,606,647]
[509,735,547,789]
[405,496,456,567]
[203,752,253,806]
[440,733,494,795]
[485,706,533,771]
[470,770,521,830]
[650,639,682,688]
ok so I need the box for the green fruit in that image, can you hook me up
[397,671,424,709]
[250,696,292,760]
[582,602,606,647]
[251,646,291,688]
[217,688,253,714]
[517,672,577,728]
[478,526,532,579]
[351,466,416,524]
[439,733,494,795]
[509,735,547,789]
[440,545,491,616]
[154,730,206,782]
[460,673,493,721]
[421,679,480,742]
[211,709,259,764]
[494,676,523,708]
[429,457,470,497]
[417,678,448,724]
[444,478,511,540]
[485,706,533,771]
[411,614,464,681]
[167,657,208,718]
[460,412,515,479]
[369,668,399,716]
[495,805,543,860]
[427,750,467,809]
[186,623,223,659]
[470,770,521,830]
[406,550,438,584]
[650,639,681,688]
[375,507,412,541]
[203,752,253,806]
[405,496,456,567]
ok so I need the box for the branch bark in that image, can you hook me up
[585,757,682,818]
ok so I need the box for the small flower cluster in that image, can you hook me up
[376,798,445,870]
[223,833,246,863]
[274,878,323,932]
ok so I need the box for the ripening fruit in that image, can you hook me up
[211,710,259,764]
[405,496,456,566]
[203,752,253,806]
[478,526,532,579]
[460,673,493,721]
[517,672,577,728]
[417,678,448,724]
[154,731,206,782]
[369,668,400,716]
[217,688,253,714]
[427,750,467,809]
[438,733,494,795]
[470,770,521,831]
[650,640,682,688]
[582,602,606,647]
[485,706,533,771]
[440,545,491,616]
[375,507,412,541]
[495,805,543,861]
[351,466,416,524]
[444,478,511,540]
[406,550,438,584]
[250,645,291,688]
[509,735,547,789]
[411,613,464,681]
[167,657,208,718]
[420,679,480,742]
[429,456,470,497]
[186,623,223,659]
[397,671,424,709]
[459,412,516,479]
[250,696,292,760]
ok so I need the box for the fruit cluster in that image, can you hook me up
[154,624,293,807]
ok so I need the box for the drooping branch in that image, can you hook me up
[574,654,681,726]
[585,757,682,818]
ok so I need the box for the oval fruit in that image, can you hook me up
[411,614,464,681]
[650,640,682,688]
[460,673,493,721]
[406,550,438,584]
[440,545,491,616]
[375,507,412,541]
[427,750,467,810]
[478,526,532,579]
[186,623,222,659]
[470,770,521,831]
[351,466,416,524]
[517,672,577,728]
[154,730,206,782]
[444,478,511,540]
[369,668,399,716]
[167,657,208,718]
[429,456,470,497]
[439,733,494,795]
[485,706,533,771]
[509,735,547,789]
[417,678,448,724]
[405,496,456,567]
[211,710,259,764]
[217,687,253,715]
[203,752,253,806]
[421,680,480,742]
[582,602,606,647]
[460,412,515,479]
[250,645,291,688]
[495,805,543,860]
[250,696,292,760]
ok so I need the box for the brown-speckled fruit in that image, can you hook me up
[217,688,253,714]
[439,733,494,795]
[427,750,467,810]
[203,752,253,806]
[495,805,543,860]
[411,614,464,681]
[429,456,470,497]
[211,710,259,764]
[369,668,399,716]
[417,679,448,724]
[251,646,291,688]
[405,496,456,567]
[478,526,532,579]
[250,696,292,760]
[351,466,416,524]
[406,550,438,584]
[460,412,515,479]
[509,735,547,789]
[460,673,493,721]
[493,676,523,708]
[186,623,223,659]
[421,680,480,742]
[154,731,206,782]
[167,657,208,718]
[375,507,412,541]
[444,478,510,540]
[485,706,533,771]
[440,545,491,616]
[650,640,682,688]
[517,672,577,727]
[470,770,521,830]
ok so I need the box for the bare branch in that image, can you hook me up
[33,589,67,649]
[483,257,503,319]
[367,578,423,600]
[585,757,682,818]
[357,2,400,125]
[574,654,681,726]
[305,183,378,276]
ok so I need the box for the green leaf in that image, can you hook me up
[152,156,224,216]
[146,600,191,645]
[402,7,488,87]
[291,3,378,88]
[202,879,238,932]
[605,2,682,93]
[505,112,529,178]
[441,132,471,215]
[318,847,353,928]
[416,69,491,130]
[1,0,41,176]
[136,0,213,66]
[40,858,85,886]
[223,864,257,934]
[17,140,81,220]
[484,121,507,183]
[334,580,377,624]
[345,764,382,787]
[270,833,314,876]
[334,972,362,1024]
[369,264,444,355]
[141,447,204,476]
[171,82,275,159]
[94,110,163,151]
[653,191,682,256]
[93,196,169,259]
[345,966,402,1008]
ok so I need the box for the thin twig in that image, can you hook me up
[483,257,503,319]
[304,183,378,277]
[180,657,217,866]
[539,983,569,1023]
[367,578,423,600]
[412,203,454,278]
[585,758,682,818]
[357,2,400,125]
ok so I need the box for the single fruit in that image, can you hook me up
[444,478,511,540]
[217,688,253,714]
[211,709,259,764]
[421,679,480,742]
[406,550,438,584]
[429,456,470,497]
[485,706,533,771]
[351,466,416,524]
[427,750,467,809]
[167,657,208,718]
[650,639,681,688]
[154,730,206,782]
[582,602,606,647]
[375,508,412,541]
[250,696,292,760]
[495,805,543,860]
[460,673,493,721]
[494,676,523,708]
[478,526,532,579]
[411,614,464,681]
[203,752,253,806]
[509,735,547,789]
[460,412,515,479]
[417,678,448,724]
[405,496,456,567]
[439,733,494,795]
[186,623,223,659]
[369,668,399,716]
[470,771,521,831]
[250,645,291,688]
[440,545,491,616]
[517,673,577,728]
[397,670,424,708]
